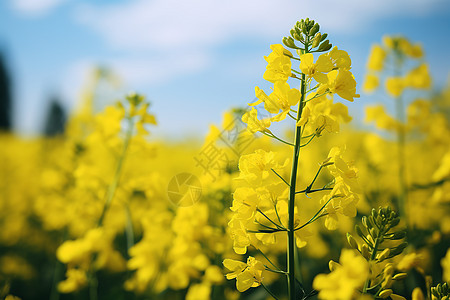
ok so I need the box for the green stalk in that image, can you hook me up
[89,115,134,300]
[393,52,408,224]
[97,116,134,227]
[287,55,308,300]
[362,236,380,293]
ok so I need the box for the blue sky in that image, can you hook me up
[1,0,449,139]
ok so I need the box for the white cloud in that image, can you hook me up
[10,0,67,16]
[75,0,445,51]
[108,51,211,86]
[71,0,446,86]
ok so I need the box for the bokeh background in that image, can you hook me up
[0,0,449,139]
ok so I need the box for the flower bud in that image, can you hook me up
[390,231,406,240]
[412,287,425,300]
[390,217,400,227]
[318,40,331,52]
[389,242,408,257]
[361,244,370,259]
[311,33,321,48]
[347,233,358,249]
[329,260,340,272]
[290,29,296,38]
[377,248,390,261]
[382,275,393,288]
[309,23,320,36]
[384,264,394,276]
[362,216,369,229]
[283,37,300,49]
[379,289,393,298]
[393,273,407,280]
[355,225,365,239]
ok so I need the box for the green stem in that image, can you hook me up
[287,48,308,300]
[271,168,290,186]
[90,115,134,299]
[261,131,295,146]
[393,52,408,225]
[125,204,135,252]
[258,249,283,272]
[89,274,98,300]
[262,283,281,300]
[362,236,380,293]
[395,95,408,222]
[97,116,134,227]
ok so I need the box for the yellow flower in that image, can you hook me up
[321,70,360,102]
[94,105,125,139]
[441,248,450,282]
[236,149,287,187]
[366,105,400,131]
[367,45,386,71]
[204,265,225,284]
[313,249,369,299]
[58,268,88,293]
[241,107,271,134]
[186,282,211,300]
[326,46,352,70]
[263,44,292,83]
[385,77,405,98]
[231,187,259,220]
[404,63,431,89]
[223,256,265,292]
[327,147,361,194]
[363,74,379,93]
[298,95,352,135]
[227,217,253,254]
[412,287,425,300]
[251,82,300,122]
[397,252,422,272]
[300,53,333,84]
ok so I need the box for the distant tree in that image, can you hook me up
[0,53,12,131]
[43,96,66,136]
